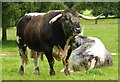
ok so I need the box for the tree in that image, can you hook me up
[90,2,118,18]
[72,2,118,18]
[64,2,75,9]
[49,2,68,11]
[2,2,21,40]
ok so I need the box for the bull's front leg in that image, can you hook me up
[45,50,55,76]
[63,48,72,75]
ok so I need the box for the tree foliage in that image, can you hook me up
[2,2,21,28]
[73,2,118,18]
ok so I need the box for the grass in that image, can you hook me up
[1,18,118,80]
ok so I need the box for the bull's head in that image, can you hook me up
[49,9,101,36]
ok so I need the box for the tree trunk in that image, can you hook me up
[105,14,108,18]
[2,28,7,40]
[95,19,98,24]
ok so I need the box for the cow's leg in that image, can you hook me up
[17,36,28,75]
[30,50,40,75]
[45,50,55,76]
[34,53,40,75]
[19,46,28,75]
[63,48,72,75]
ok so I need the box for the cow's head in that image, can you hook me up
[49,9,101,37]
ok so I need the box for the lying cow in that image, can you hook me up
[69,35,113,72]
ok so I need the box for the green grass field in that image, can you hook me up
[1,18,118,80]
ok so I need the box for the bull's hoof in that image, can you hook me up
[64,69,70,75]
[50,71,55,76]
[34,67,40,75]
[19,71,24,75]
[33,71,40,75]
[19,66,24,75]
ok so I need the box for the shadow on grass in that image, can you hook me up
[2,40,17,49]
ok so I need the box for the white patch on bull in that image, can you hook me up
[16,36,21,44]
[20,57,24,67]
[24,44,27,47]
[25,13,46,16]
[34,55,39,71]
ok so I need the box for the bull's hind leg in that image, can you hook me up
[20,46,28,75]
[30,50,40,75]
[17,36,28,75]
[19,46,28,75]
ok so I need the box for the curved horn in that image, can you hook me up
[49,14,62,24]
[78,13,102,20]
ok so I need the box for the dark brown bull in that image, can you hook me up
[16,9,101,76]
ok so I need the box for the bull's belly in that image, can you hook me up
[25,40,43,52]
[28,45,42,52]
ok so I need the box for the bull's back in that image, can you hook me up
[16,15,33,37]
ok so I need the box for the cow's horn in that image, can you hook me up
[78,13,102,20]
[49,14,62,24]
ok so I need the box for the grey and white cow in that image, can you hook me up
[69,35,113,72]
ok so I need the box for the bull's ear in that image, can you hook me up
[49,14,62,24]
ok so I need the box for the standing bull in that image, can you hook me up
[16,9,101,76]
[69,35,113,72]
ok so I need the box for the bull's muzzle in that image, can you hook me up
[75,28,81,33]
[73,28,81,36]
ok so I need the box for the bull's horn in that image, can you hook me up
[78,13,102,20]
[49,14,62,24]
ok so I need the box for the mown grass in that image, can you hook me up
[1,18,118,80]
